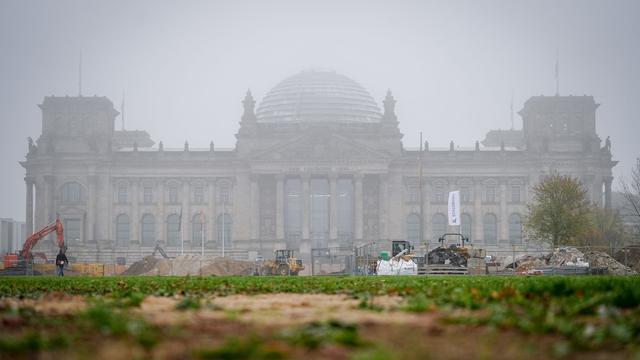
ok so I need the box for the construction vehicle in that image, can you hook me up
[2,218,65,275]
[152,244,170,258]
[392,240,414,257]
[260,249,304,275]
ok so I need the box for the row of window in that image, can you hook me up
[59,181,232,205]
[117,184,231,204]
[115,213,232,247]
[405,213,523,244]
[406,183,522,203]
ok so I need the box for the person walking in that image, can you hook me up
[55,250,68,276]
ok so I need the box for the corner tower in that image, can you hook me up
[36,96,119,154]
[520,95,601,153]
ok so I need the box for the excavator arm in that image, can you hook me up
[21,218,64,262]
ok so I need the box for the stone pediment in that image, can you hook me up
[250,133,390,161]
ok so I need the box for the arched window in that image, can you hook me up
[61,182,83,203]
[217,213,232,247]
[483,213,497,244]
[166,214,180,246]
[432,213,447,241]
[192,213,206,247]
[461,213,472,241]
[141,214,155,246]
[116,214,130,247]
[406,213,421,242]
[509,213,522,244]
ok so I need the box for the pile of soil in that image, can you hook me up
[614,246,640,271]
[123,254,255,276]
[122,256,159,275]
[583,250,636,275]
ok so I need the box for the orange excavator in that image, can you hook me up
[2,218,65,275]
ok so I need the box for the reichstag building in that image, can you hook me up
[23,70,616,265]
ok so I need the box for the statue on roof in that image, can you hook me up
[27,137,37,155]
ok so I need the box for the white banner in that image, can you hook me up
[448,190,460,226]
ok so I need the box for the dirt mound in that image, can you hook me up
[124,254,256,276]
[614,246,640,271]
[122,256,159,275]
[583,250,636,275]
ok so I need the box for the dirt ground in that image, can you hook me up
[1,293,634,360]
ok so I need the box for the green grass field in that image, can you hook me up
[1,275,639,359]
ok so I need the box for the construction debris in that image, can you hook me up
[123,255,256,276]
[545,247,588,267]
[513,247,636,275]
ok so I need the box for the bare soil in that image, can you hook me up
[1,293,634,360]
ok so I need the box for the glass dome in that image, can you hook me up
[256,70,382,123]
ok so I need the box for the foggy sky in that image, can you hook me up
[1,0,639,221]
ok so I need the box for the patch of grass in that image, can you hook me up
[194,337,288,360]
[283,320,362,349]
[175,296,202,310]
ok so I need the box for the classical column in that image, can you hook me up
[500,180,508,244]
[473,179,482,244]
[354,174,363,245]
[33,178,45,234]
[250,175,260,246]
[95,175,110,247]
[181,179,190,247]
[275,174,285,245]
[25,177,34,236]
[158,180,166,245]
[329,173,338,246]
[301,174,310,241]
[604,176,613,209]
[43,176,55,245]
[131,178,140,246]
[207,178,216,248]
[423,180,431,244]
[87,176,97,244]
[378,174,389,242]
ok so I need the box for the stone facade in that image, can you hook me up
[21,70,616,264]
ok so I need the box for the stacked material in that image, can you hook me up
[427,246,468,267]
[123,255,256,276]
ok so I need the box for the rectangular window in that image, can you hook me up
[117,187,128,203]
[168,187,178,203]
[143,187,153,204]
[405,177,418,203]
[461,186,471,203]
[486,186,496,203]
[218,184,231,203]
[511,185,521,203]
[432,186,445,203]
[194,186,204,203]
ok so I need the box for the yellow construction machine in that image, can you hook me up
[260,249,304,275]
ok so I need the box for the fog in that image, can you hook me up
[1,0,638,221]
